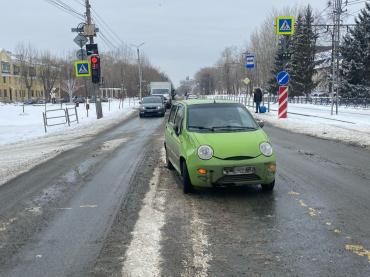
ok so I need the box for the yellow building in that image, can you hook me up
[0,49,44,102]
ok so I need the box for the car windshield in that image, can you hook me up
[142,97,163,104]
[187,103,258,132]
[152,89,169,95]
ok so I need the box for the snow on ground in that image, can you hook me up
[212,95,370,149]
[250,100,370,149]
[0,99,138,186]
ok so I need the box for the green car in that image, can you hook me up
[164,100,276,194]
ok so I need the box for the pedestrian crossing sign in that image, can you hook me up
[276,16,295,35]
[74,60,91,77]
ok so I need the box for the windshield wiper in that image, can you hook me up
[212,126,256,130]
[188,126,215,131]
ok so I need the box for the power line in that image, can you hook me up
[44,0,84,20]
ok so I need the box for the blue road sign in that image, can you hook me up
[277,71,290,85]
[75,60,91,77]
[245,54,255,69]
[276,16,295,35]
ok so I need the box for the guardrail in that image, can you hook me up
[42,106,79,133]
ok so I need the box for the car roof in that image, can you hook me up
[175,99,239,106]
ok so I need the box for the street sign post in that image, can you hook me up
[76,49,87,60]
[278,86,288,119]
[276,16,295,35]
[74,34,88,48]
[276,71,290,86]
[74,60,91,77]
[245,54,255,69]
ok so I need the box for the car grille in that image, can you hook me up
[145,107,157,110]
[216,174,261,184]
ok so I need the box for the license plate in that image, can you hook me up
[223,166,255,175]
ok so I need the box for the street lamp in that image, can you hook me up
[131,42,145,100]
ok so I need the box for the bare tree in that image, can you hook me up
[38,51,60,100]
[15,43,38,99]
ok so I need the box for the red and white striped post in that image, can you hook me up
[278,86,288,119]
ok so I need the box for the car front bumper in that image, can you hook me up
[140,108,165,116]
[186,154,276,188]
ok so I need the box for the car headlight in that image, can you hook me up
[157,106,161,109]
[198,145,213,160]
[260,142,273,157]
[140,106,145,111]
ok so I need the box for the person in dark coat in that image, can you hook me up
[253,88,263,113]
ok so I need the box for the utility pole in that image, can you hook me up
[84,0,102,118]
[85,0,93,44]
[331,0,346,115]
[132,43,145,100]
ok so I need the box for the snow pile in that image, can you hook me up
[0,100,137,186]
[250,103,370,148]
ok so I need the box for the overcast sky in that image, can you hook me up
[1,0,363,85]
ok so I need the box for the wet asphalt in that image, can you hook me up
[1,114,370,276]
[0,113,164,276]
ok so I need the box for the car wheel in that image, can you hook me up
[181,161,193,194]
[261,181,275,192]
[139,114,143,118]
[165,147,174,170]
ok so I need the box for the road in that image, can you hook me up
[1,115,370,276]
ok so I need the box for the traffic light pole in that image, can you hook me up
[85,0,102,119]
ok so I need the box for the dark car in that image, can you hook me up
[139,96,166,118]
[73,97,86,103]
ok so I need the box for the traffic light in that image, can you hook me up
[91,55,101,84]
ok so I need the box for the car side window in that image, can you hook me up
[168,105,178,124]
[174,105,184,128]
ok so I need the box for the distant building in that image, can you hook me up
[313,46,332,94]
[0,48,44,102]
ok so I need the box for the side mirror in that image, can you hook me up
[257,120,265,128]
[139,101,142,104]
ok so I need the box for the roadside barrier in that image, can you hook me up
[43,106,79,133]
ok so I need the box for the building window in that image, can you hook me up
[3,77,6,83]
[1,61,10,74]
[4,89,7,97]
[13,65,20,75]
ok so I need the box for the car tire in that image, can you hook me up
[139,114,143,118]
[165,147,174,170]
[181,161,193,194]
[261,181,275,192]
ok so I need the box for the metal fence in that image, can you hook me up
[43,106,79,133]
[274,96,370,108]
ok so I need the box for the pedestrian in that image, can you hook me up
[253,88,263,113]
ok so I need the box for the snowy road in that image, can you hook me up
[0,113,164,276]
[0,112,369,276]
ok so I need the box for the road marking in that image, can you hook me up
[308,207,317,217]
[288,191,300,195]
[184,200,212,277]
[299,200,307,207]
[345,244,370,262]
[26,207,42,215]
[334,229,341,234]
[80,205,98,208]
[122,148,166,277]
